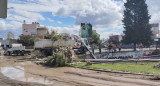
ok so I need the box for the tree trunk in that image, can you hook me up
[134,43,136,51]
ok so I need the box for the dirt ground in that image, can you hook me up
[0,56,160,86]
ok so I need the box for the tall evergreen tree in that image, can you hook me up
[122,0,153,51]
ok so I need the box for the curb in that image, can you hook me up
[71,66,154,76]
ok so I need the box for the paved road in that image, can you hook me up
[0,56,160,86]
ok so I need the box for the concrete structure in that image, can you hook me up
[7,32,14,39]
[151,23,159,39]
[22,20,48,36]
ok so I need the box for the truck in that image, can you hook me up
[34,38,76,56]
[34,34,91,56]
[72,35,91,54]
[6,44,33,56]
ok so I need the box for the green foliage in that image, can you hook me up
[31,50,45,59]
[45,47,72,67]
[44,30,58,40]
[17,35,42,46]
[46,52,66,67]
[74,62,160,75]
[122,0,153,50]
[50,30,59,41]
[45,30,71,41]
[91,31,100,44]
[51,35,59,41]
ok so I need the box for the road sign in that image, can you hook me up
[80,23,92,38]
[0,0,7,18]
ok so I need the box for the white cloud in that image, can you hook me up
[5,0,124,39]
[0,20,7,30]
[0,20,22,30]
[8,0,124,28]
[48,25,80,35]
[101,32,120,39]
[14,10,45,21]
[57,21,62,24]
[1,0,160,39]
[47,18,54,22]
[0,20,22,38]
[146,0,160,23]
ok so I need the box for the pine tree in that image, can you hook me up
[122,0,153,51]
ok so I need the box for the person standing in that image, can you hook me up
[99,43,101,54]
[113,44,116,53]
[92,44,94,54]
[108,43,113,53]
[118,44,121,52]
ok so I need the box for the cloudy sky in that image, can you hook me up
[0,0,160,39]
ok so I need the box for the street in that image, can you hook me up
[0,56,160,86]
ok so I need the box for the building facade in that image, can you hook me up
[151,23,159,39]
[22,20,48,36]
[109,35,122,44]
[7,32,14,39]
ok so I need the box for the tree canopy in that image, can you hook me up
[91,31,100,44]
[17,35,42,46]
[122,0,153,51]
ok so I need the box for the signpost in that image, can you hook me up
[80,23,92,38]
[0,0,7,18]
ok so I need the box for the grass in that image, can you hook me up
[73,62,160,75]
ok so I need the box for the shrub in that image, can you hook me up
[44,46,73,67]
[45,52,66,67]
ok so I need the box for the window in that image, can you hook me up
[31,29,36,35]
[25,28,28,32]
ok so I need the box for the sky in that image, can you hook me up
[0,0,160,39]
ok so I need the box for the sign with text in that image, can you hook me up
[80,23,92,38]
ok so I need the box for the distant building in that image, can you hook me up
[7,32,14,39]
[109,35,122,44]
[22,20,48,37]
[151,23,159,39]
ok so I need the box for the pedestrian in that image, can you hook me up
[92,44,94,54]
[118,44,121,52]
[99,43,101,54]
[113,44,116,53]
[139,43,143,51]
[108,43,112,53]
